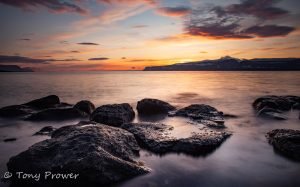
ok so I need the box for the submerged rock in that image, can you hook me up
[33,126,56,136]
[26,108,87,121]
[90,103,135,126]
[266,129,300,161]
[137,98,175,115]
[121,122,231,156]
[74,100,95,115]
[3,138,17,142]
[7,121,150,186]
[172,104,225,128]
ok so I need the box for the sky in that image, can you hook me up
[0,0,299,71]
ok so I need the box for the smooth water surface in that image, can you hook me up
[0,71,299,187]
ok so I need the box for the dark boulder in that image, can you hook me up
[34,126,56,136]
[266,129,300,161]
[74,100,95,115]
[253,95,300,111]
[121,122,231,156]
[172,104,225,128]
[26,108,87,121]
[7,122,150,186]
[23,95,60,109]
[0,105,34,118]
[137,98,175,115]
[253,95,300,120]
[90,103,135,126]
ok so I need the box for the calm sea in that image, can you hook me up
[0,71,300,187]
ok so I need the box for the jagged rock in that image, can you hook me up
[33,126,56,136]
[172,104,225,128]
[74,100,95,115]
[23,95,60,109]
[121,122,231,156]
[266,129,300,161]
[137,98,175,115]
[7,122,150,186]
[26,108,87,121]
[90,103,135,126]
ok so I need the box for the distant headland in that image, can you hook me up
[0,65,33,72]
[144,56,300,71]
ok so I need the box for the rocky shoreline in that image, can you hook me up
[0,95,300,186]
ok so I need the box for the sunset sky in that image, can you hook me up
[0,0,299,71]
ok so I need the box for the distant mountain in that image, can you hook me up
[0,65,33,72]
[144,56,300,71]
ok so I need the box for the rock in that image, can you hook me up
[74,100,95,115]
[3,138,17,142]
[266,129,300,161]
[253,95,300,120]
[33,126,56,136]
[173,104,225,128]
[0,105,34,118]
[90,103,135,126]
[257,107,288,120]
[121,123,231,156]
[223,113,239,118]
[253,95,300,111]
[23,95,60,109]
[137,98,175,115]
[293,103,300,110]
[26,108,87,121]
[7,121,150,186]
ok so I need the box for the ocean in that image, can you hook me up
[0,71,299,187]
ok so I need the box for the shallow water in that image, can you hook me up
[0,71,299,187]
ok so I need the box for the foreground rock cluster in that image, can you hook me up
[2,95,300,186]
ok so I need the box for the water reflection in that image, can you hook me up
[0,71,299,187]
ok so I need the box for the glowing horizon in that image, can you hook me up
[0,0,299,71]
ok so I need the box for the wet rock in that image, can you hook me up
[121,123,231,156]
[137,98,176,115]
[172,104,225,128]
[266,129,300,161]
[253,95,300,120]
[293,103,300,110]
[0,95,62,119]
[0,105,34,118]
[7,122,150,186]
[23,95,60,109]
[90,103,135,126]
[253,95,300,111]
[223,113,239,118]
[74,100,95,115]
[3,138,17,142]
[26,108,87,121]
[257,107,288,120]
[34,126,56,136]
